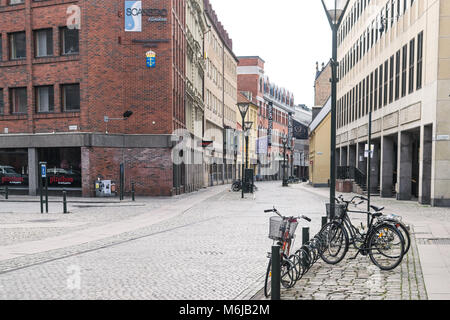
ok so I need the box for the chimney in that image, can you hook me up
[312,107,322,122]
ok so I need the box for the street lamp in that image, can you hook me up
[282,136,288,187]
[321,0,350,220]
[237,101,250,199]
[104,110,134,134]
[244,121,253,170]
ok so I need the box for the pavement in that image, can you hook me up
[0,181,448,300]
[280,183,450,300]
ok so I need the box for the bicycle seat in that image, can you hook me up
[370,205,384,212]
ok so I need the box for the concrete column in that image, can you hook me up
[370,142,380,192]
[420,125,432,204]
[28,148,38,196]
[349,145,357,168]
[381,136,395,197]
[398,132,413,200]
[336,148,341,166]
[341,146,348,166]
[358,142,366,172]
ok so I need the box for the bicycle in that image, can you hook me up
[320,196,405,270]
[263,207,311,298]
[336,195,411,255]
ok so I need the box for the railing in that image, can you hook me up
[337,166,366,190]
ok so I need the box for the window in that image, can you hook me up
[374,69,378,111]
[389,55,394,103]
[35,29,53,57]
[395,50,401,100]
[409,38,415,94]
[370,73,373,113]
[10,87,27,114]
[9,32,26,60]
[402,44,408,97]
[378,65,383,109]
[9,0,24,4]
[36,86,54,113]
[384,60,389,106]
[61,84,80,111]
[417,31,423,90]
[61,27,79,55]
[0,89,4,114]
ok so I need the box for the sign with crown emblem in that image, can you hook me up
[146,50,156,68]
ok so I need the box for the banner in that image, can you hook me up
[125,1,142,32]
[293,119,308,140]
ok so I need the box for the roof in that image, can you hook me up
[309,96,331,133]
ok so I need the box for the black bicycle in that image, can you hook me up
[320,196,405,270]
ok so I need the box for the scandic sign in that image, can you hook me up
[125,1,168,32]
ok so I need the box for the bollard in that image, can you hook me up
[271,245,280,300]
[63,190,68,214]
[131,182,135,202]
[322,216,328,228]
[302,227,310,245]
[5,186,8,200]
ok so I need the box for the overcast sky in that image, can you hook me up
[209,0,332,107]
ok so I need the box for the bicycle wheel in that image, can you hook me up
[319,221,349,265]
[385,220,410,255]
[368,223,405,271]
[264,260,272,298]
[280,259,296,289]
[295,248,311,275]
[289,254,304,282]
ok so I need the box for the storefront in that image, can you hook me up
[0,148,29,189]
[38,148,82,189]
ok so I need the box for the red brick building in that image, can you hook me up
[237,56,295,180]
[0,0,186,196]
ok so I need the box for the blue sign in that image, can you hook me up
[146,50,156,68]
[41,164,47,178]
[125,1,142,32]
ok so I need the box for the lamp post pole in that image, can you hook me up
[321,0,350,221]
[241,113,245,199]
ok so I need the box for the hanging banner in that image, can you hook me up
[146,50,156,68]
[125,1,142,32]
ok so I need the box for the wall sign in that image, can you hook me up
[125,1,168,31]
[125,1,142,32]
[146,50,156,68]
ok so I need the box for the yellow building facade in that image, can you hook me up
[309,98,331,187]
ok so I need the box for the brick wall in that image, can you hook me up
[81,146,173,197]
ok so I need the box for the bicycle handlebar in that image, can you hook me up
[264,208,311,222]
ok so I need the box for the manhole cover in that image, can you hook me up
[417,238,450,245]
[28,219,58,223]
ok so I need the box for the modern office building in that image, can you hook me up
[0,0,191,197]
[335,0,450,206]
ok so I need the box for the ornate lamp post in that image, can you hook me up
[244,121,253,169]
[282,136,288,187]
[237,101,250,199]
[320,0,350,220]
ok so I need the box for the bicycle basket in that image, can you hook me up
[326,203,347,219]
[268,216,286,241]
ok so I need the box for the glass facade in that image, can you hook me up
[38,148,81,188]
[0,148,29,187]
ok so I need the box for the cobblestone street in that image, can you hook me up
[0,181,448,300]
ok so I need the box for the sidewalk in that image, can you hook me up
[295,183,450,300]
[0,185,228,262]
